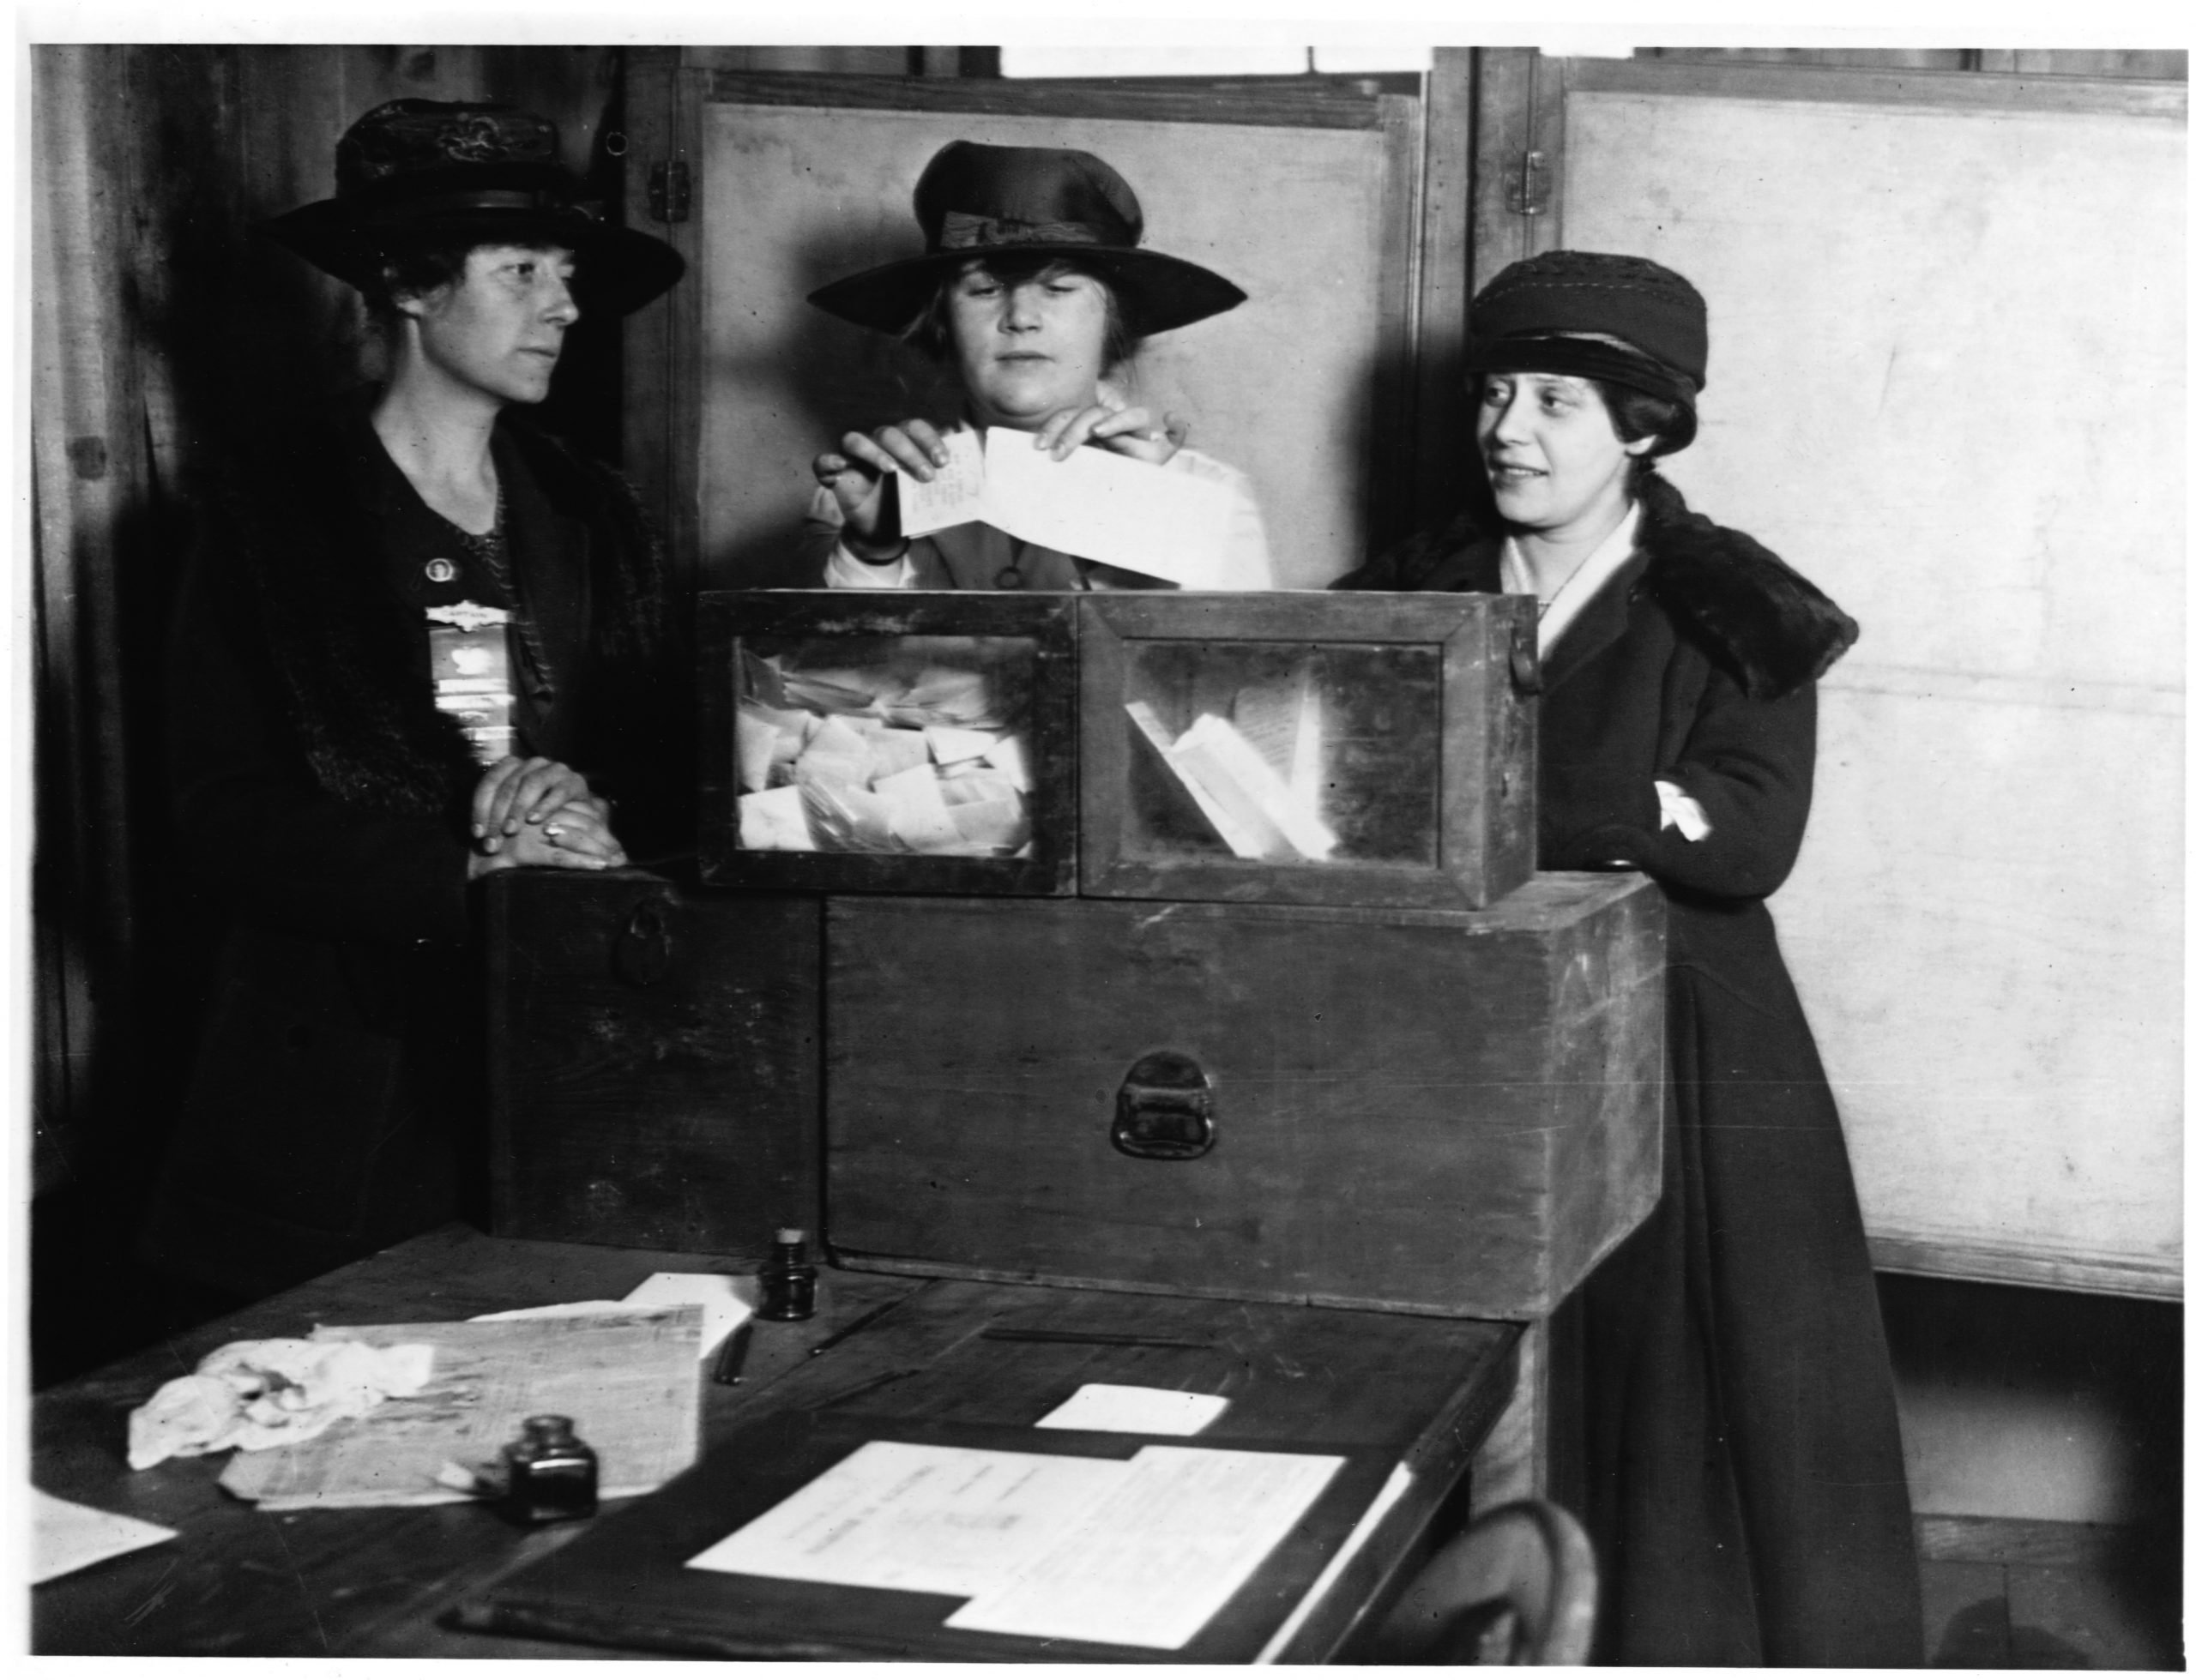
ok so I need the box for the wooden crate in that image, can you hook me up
[485,870,820,1260]
[824,874,1663,1319]
[1078,591,1539,909]
[698,590,1078,897]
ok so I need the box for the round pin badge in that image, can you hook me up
[424,557,458,584]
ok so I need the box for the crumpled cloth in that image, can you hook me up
[127,1338,435,1471]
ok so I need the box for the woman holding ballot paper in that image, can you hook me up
[799,141,1273,593]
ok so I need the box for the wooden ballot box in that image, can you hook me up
[489,591,1661,1325]
[485,870,821,1262]
[826,879,1661,1319]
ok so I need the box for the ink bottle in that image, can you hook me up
[500,1414,598,1524]
[759,1227,817,1322]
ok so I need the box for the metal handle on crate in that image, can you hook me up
[1509,632,1543,695]
[613,899,673,987]
[1112,1051,1216,1161]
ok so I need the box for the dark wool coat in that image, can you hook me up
[1340,472,1924,1666]
[145,396,689,1302]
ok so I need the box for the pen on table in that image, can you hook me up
[806,1298,904,1358]
[816,1368,920,1410]
[979,1328,1216,1350]
[710,1320,755,1386]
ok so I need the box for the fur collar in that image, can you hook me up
[1348,473,1858,700]
[214,398,668,823]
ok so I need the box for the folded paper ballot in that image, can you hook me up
[896,427,1237,588]
[735,644,1032,858]
[1126,700,1337,863]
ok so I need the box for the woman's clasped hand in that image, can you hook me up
[467,756,626,874]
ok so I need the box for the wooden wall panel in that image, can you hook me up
[28,44,623,1199]
[1550,68,2184,1297]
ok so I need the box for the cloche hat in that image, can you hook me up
[260,99,685,316]
[1464,250,1708,452]
[807,140,1246,340]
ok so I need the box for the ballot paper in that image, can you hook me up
[686,1440,1341,1652]
[896,427,1237,588]
[1035,1382,1230,1436]
[31,1489,177,1585]
[1125,702,1338,862]
[215,1307,702,1509]
[735,639,1034,858]
[472,1272,756,1361]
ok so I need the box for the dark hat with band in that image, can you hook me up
[1464,250,1708,452]
[261,99,685,316]
[807,140,1246,340]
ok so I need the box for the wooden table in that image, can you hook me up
[33,1224,1519,1660]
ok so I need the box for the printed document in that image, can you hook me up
[685,1440,1124,1598]
[686,1439,1342,1651]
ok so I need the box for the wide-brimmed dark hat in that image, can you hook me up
[1464,250,1708,452]
[260,99,685,316]
[807,141,1246,340]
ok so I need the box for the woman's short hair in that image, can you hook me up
[357,239,480,328]
[903,255,1143,374]
[1595,380,1686,460]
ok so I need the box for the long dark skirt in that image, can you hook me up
[1579,903,1924,1665]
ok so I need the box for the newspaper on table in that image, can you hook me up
[216,1306,703,1510]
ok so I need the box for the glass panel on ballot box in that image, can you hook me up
[1077,593,1539,910]
[1119,640,1441,868]
[699,591,1077,896]
[735,635,1037,860]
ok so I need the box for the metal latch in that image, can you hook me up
[1509,623,1543,695]
[647,160,691,225]
[613,898,673,987]
[1506,149,1549,218]
[1112,1051,1216,1161]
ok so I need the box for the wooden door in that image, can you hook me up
[1473,51,2186,1298]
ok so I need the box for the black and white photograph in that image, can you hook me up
[21,16,2185,1666]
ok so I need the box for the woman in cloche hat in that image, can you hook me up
[146,100,690,1309]
[798,140,1273,591]
[1341,250,1924,1665]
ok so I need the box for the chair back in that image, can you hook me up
[1369,1498,1597,1665]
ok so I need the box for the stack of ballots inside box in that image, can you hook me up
[734,641,1033,858]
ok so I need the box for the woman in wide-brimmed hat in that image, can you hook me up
[145,99,691,1308]
[798,140,1273,592]
[1341,250,1924,1665]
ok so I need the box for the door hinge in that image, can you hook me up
[1505,149,1549,218]
[647,160,691,225]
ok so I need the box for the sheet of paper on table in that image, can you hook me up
[216,1306,702,1510]
[896,427,1236,588]
[686,1441,1125,1598]
[31,1488,177,1585]
[471,1272,756,1360]
[686,1439,1342,1651]
[1035,1382,1229,1436]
